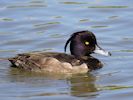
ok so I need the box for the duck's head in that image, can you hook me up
[64,30,111,58]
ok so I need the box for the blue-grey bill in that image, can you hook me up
[94,45,111,56]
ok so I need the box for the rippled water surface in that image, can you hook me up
[0,0,133,100]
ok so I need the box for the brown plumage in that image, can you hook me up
[9,52,103,73]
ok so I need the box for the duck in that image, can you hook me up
[8,30,111,74]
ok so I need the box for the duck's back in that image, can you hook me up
[9,52,103,73]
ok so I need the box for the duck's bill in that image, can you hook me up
[93,45,111,56]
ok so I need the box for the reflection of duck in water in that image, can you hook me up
[8,68,98,98]
[8,30,111,74]
[69,74,98,98]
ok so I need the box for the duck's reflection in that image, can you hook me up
[68,73,99,98]
[8,67,99,98]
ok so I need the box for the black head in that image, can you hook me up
[64,30,111,58]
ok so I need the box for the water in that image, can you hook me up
[0,0,133,100]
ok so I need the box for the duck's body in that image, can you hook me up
[9,30,111,74]
[9,52,102,73]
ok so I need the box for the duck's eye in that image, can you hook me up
[85,41,90,45]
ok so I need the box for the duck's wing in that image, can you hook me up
[8,52,82,71]
[9,53,42,71]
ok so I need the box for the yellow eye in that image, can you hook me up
[85,41,89,45]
